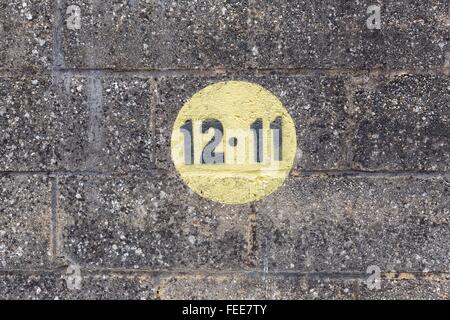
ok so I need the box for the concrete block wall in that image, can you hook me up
[0,0,449,299]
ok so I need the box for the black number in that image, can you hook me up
[201,119,225,165]
[250,119,263,163]
[181,116,283,165]
[270,117,283,161]
[180,120,194,165]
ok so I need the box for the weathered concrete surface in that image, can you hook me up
[0,0,449,300]
[62,0,449,70]
[159,274,357,300]
[56,77,154,172]
[358,275,450,300]
[0,76,154,172]
[0,271,447,300]
[0,1,53,73]
[351,74,450,171]
[0,76,58,171]
[251,0,449,69]
[62,0,250,69]
[0,175,52,269]
[0,271,359,300]
[0,272,157,300]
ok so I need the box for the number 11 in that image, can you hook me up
[250,117,283,163]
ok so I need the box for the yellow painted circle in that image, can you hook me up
[171,81,297,204]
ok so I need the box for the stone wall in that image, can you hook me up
[0,0,449,299]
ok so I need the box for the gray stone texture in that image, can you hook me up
[0,0,449,300]
[358,277,450,300]
[256,176,450,273]
[0,76,59,171]
[264,276,357,300]
[0,272,156,300]
[1,272,448,300]
[61,0,449,70]
[159,274,357,300]
[158,274,268,300]
[57,174,252,270]
[62,0,250,69]
[0,0,53,73]
[0,272,359,300]
[0,75,154,172]
[250,0,449,69]
[351,74,450,171]
[56,76,154,172]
